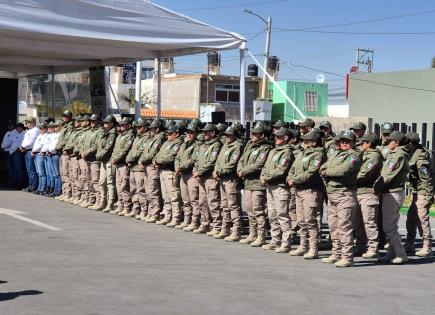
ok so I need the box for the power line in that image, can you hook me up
[275,9,435,31]
[180,0,289,12]
[274,28,435,35]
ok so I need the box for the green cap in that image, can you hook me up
[103,114,116,123]
[299,118,315,128]
[202,123,217,132]
[187,121,200,132]
[89,114,100,121]
[82,114,91,121]
[272,120,289,128]
[333,131,344,141]
[251,122,266,133]
[75,115,83,121]
[62,110,73,117]
[150,119,163,129]
[274,128,292,137]
[381,122,394,135]
[350,122,367,131]
[216,123,227,132]
[134,118,149,127]
[119,117,133,125]
[224,126,238,135]
[47,121,55,128]
[54,119,63,126]
[37,122,47,129]
[385,131,405,143]
[404,132,420,144]
[360,132,380,145]
[319,121,332,129]
[166,125,179,134]
[340,130,357,142]
[300,129,320,141]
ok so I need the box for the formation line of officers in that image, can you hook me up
[24,111,435,267]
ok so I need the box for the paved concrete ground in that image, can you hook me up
[0,190,434,315]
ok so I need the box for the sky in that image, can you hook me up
[153,0,435,97]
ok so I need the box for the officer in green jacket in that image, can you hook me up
[213,125,244,241]
[95,115,118,212]
[153,124,183,227]
[125,118,150,219]
[55,110,75,201]
[319,120,336,158]
[320,130,362,267]
[110,117,135,216]
[374,131,409,264]
[260,128,294,253]
[378,122,394,159]
[287,129,325,259]
[72,115,91,206]
[84,115,104,210]
[175,120,202,230]
[63,115,83,203]
[356,132,383,258]
[139,119,166,223]
[404,132,433,257]
[237,122,272,247]
[192,124,222,235]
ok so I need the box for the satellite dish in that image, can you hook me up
[316,73,326,83]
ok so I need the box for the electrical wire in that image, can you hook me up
[273,29,435,35]
[180,0,290,12]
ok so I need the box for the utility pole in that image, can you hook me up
[242,9,272,99]
[356,48,375,73]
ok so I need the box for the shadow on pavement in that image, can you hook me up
[0,281,7,284]
[0,290,43,302]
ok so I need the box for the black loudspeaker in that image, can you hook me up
[211,111,226,124]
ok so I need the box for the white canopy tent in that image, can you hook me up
[0,0,247,122]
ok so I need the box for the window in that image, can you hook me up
[215,84,240,103]
[304,91,318,112]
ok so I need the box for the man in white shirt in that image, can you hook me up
[47,121,62,197]
[9,123,25,188]
[32,123,48,194]
[20,117,40,192]
[1,120,17,186]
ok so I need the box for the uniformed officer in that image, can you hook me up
[216,123,227,143]
[95,115,118,212]
[378,122,394,159]
[110,117,134,216]
[82,115,104,209]
[139,119,166,223]
[76,115,92,206]
[213,125,244,241]
[55,110,75,201]
[404,132,433,257]
[175,120,201,230]
[63,115,83,203]
[125,118,150,218]
[320,131,362,267]
[319,121,335,157]
[288,129,325,258]
[374,131,409,264]
[237,122,272,247]
[192,124,222,235]
[261,128,294,252]
[153,124,183,227]
[298,118,315,136]
[356,132,383,258]
[272,120,289,132]
[350,122,367,146]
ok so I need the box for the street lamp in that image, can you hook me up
[242,9,272,99]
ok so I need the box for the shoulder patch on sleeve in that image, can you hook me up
[232,153,240,161]
[419,167,429,176]
[312,159,321,168]
[259,152,267,160]
[347,155,359,165]
[280,158,288,167]
[386,160,396,171]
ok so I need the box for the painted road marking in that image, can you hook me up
[0,208,61,231]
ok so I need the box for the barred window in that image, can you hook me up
[304,91,318,112]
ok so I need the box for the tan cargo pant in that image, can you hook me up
[130,170,146,214]
[79,158,89,201]
[198,176,221,231]
[267,185,291,247]
[289,187,298,237]
[160,169,182,221]
[382,191,407,258]
[99,162,116,206]
[69,156,80,199]
[406,194,433,244]
[144,164,161,217]
[356,193,379,252]
[296,188,322,250]
[60,154,71,197]
[115,164,131,211]
[180,173,200,224]
[89,162,100,204]
[327,191,357,261]
[220,177,242,234]
[244,189,267,237]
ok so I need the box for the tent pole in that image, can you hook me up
[156,58,161,119]
[239,48,246,126]
[135,61,142,119]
